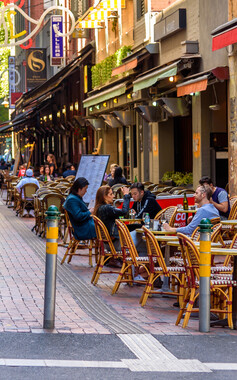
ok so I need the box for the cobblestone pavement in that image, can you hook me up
[0,196,237,337]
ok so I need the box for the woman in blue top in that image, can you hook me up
[63,177,96,240]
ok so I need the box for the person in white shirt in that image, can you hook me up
[16,168,39,217]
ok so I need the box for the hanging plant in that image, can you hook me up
[91,45,132,89]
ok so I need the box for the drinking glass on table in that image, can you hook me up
[160,215,168,230]
[142,212,147,223]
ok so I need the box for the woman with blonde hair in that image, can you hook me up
[47,154,57,177]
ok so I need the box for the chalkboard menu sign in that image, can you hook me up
[75,155,110,205]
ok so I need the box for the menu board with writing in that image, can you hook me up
[75,155,110,204]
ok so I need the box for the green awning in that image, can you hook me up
[133,61,180,92]
[83,82,127,108]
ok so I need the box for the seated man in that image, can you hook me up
[199,176,230,220]
[164,185,220,236]
[63,163,76,178]
[128,183,161,257]
[130,182,161,219]
[16,168,39,217]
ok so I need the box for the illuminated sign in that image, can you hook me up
[51,15,63,66]
[0,4,75,47]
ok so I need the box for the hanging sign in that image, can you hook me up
[9,56,15,109]
[26,48,47,89]
[50,15,63,66]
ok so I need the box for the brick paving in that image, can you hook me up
[1,195,237,336]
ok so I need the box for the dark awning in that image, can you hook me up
[0,122,13,134]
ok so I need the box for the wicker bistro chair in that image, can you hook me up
[61,210,98,267]
[41,193,66,238]
[140,227,185,307]
[18,183,39,217]
[91,215,123,285]
[221,199,237,240]
[230,196,237,209]
[176,233,236,329]
[111,219,150,295]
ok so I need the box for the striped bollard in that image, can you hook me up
[199,218,212,333]
[43,205,61,329]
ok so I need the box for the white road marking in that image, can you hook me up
[0,334,236,372]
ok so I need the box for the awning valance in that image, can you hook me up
[133,61,180,92]
[176,75,208,97]
[83,82,127,108]
[212,18,237,51]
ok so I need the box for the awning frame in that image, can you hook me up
[133,61,180,92]
[83,82,127,108]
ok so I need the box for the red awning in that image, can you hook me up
[112,58,138,77]
[177,76,208,97]
[212,26,237,51]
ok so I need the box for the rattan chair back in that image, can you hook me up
[115,219,139,265]
[92,215,117,256]
[142,226,168,274]
[154,206,177,227]
[177,233,200,286]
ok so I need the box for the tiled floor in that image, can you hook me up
[1,197,237,336]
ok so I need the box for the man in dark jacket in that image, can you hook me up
[130,182,161,219]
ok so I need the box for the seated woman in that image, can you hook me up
[39,165,54,182]
[108,166,128,187]
[94,185,130,250]
[63,177,96,240]
[94,185,146,279]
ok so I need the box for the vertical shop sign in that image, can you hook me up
[51,15,63,66]
[26,48,47,89]
[9,56,15,109]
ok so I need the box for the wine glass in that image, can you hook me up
[142,212,146,223]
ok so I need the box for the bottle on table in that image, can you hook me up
[183,192,189,210]
[144,213,150,228]
[45,175,47,182]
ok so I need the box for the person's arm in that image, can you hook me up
[211,191,229,213]
[49,164,54,176]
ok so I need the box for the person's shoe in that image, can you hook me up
[105,259,122,268]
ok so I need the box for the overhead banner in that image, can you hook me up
[26,48,47,89]
[50,15,63,66]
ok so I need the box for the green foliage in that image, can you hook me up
[91,45,132,89]
[161,171,193,186]
[0,104,8,122]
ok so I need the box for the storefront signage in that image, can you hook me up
[50,15,63,66]
[26,48,47,89]
[0,4,75,47]
[193,132,201,158]
[154,8,186,41]
[9,56,15,109]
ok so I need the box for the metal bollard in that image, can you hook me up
[43,205,61,329]
[199,218,212,333]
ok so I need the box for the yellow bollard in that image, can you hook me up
[43,205,60,329]
[199,218,212,333]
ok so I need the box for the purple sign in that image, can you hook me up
[51,15,63,60]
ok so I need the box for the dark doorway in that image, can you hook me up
[174,116,192,172]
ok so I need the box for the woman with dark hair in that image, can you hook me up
[39,165,54,182]
[63,177,96,240]
[94,185,130,250]
[47,154,57,177]
[108,166,128,187]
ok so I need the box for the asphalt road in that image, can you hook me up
[0,332,237,379]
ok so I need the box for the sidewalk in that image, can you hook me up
[0,196,236,336]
